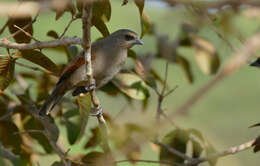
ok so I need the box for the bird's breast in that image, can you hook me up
[92,49,127,88]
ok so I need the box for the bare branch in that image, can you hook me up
[186,138,256,166]
[59,16,79,39]
[116,159,184,166]
[81,0,111,154]
[0,36,82,50]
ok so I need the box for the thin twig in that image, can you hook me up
[0,21,8,35]
[186,138,256,166]
[6,13,38,40]
[116,159,184,166]
[59,16,78,39]
[153,140,193,162]
[15,61,53,75]
[13,24,39,42]
[13,129,43,135]
[155,62,178,128]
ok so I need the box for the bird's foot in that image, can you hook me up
[90,105,103,117]
[85,83,96,92]
[72,83,96,96]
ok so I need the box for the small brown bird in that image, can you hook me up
[39,29,143,116]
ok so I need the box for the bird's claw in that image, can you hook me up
[90,105,103,117]
[72,83,96,96]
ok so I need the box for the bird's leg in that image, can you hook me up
[89,105,103,117]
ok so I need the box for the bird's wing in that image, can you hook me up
[57,53,86,85]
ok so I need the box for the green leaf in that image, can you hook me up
[82,152,115,166]
[55,0,75,20]
[100,82,120,96]
[253,136,260,153]
[176,56,193,83]
[0,122,22,155]
[93,0,111,22]
[133,0,152,38]
[159,129,190,165]
[249,123,260,128]
[75,93,91,143]
[84,127,102,149]
[134,0,144,15]
[186,128,204,142]
[193,37,220,75]
[112,73,150,100]
[140,12,153,38]
[205,140,218,166]
[91,0,111,37]
[47,30,59,39]
[64,109,81,145]
[8,17,33,43]
[18,50,58,74]
[0,55,15,90]
[24,117,53,153]
[191,140,203,160]
[51,161,63,166]
[16,89,59,153]
[92,17,110,37]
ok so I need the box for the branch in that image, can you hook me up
[17,95,68,165]
[186,138,256,166]
[116,159,184,166]
[59,15,80,39]
[153,140,193,162]
[153,62,179,127]
[81,1,111,154]
[172,33,260,116]
[0,36,82,50]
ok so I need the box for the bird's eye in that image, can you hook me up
[125,34,135,41]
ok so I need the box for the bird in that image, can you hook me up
[39,29,143,116]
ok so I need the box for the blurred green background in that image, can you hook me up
[1,0,260,165]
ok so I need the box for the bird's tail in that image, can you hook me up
[39,83,67,116]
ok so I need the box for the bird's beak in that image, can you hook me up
[134,38,144,45]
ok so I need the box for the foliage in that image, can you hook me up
[0,0,259,166]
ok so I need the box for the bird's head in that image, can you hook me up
[109,29,143,49]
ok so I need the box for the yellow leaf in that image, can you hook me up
[193,37,220,75]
